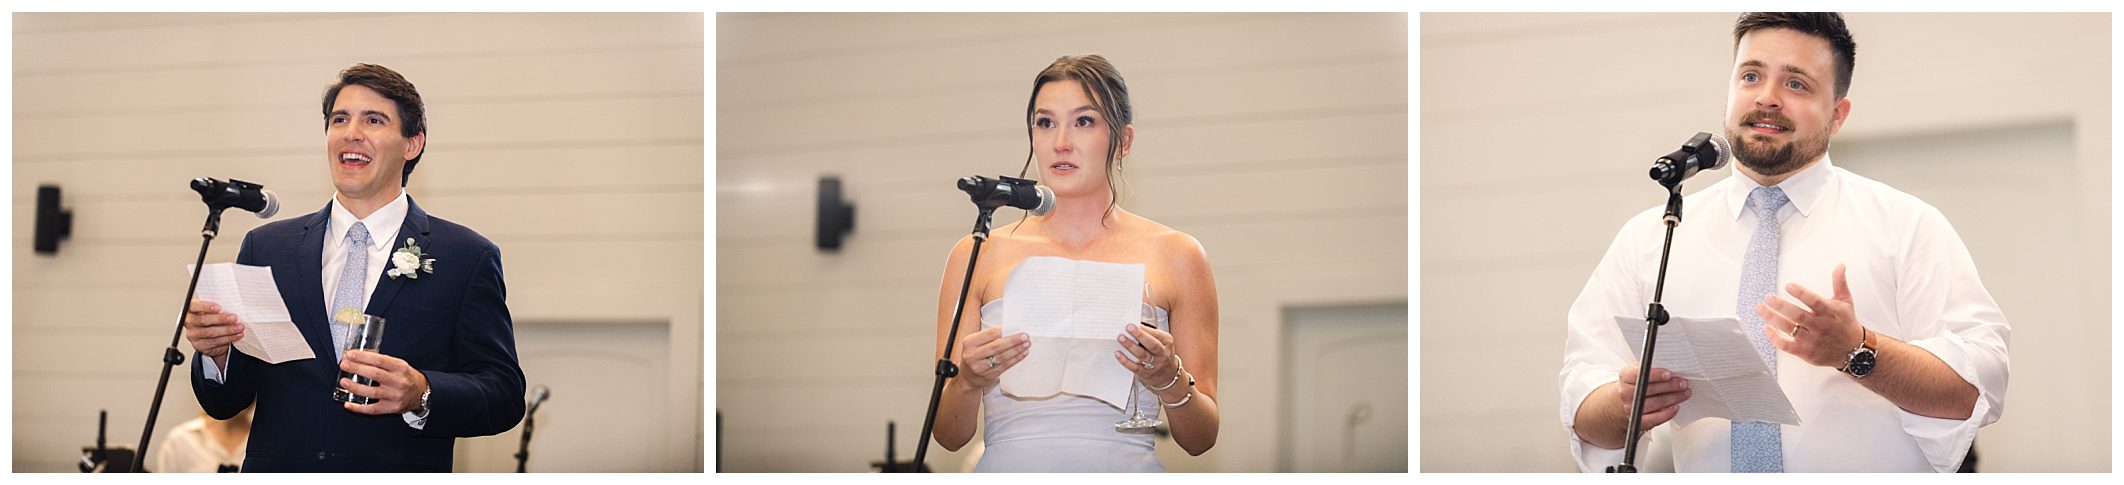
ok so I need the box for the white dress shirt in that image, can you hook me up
[320,190,409,322]
[203,190,428,429]
[1559,157,2010,472]
[151,416,246,472]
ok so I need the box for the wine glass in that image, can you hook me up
[1115,282,1164,433]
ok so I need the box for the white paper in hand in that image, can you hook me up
[1614,315,1800,427]
[189,263,315,364]
[998,256,1145,409]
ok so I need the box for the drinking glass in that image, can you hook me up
[331,311,387,405]
[1115,283,1164,432]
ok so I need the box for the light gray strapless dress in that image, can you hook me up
[973,298,1171,472]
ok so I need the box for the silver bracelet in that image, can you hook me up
[1148,354,1185,392]
[1159,386,1193,409]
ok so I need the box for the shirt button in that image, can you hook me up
[317,451,327,460]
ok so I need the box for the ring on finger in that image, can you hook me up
[987,356,998,370]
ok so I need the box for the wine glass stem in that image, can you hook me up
[1126,377,1141,417]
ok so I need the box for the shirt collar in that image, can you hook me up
[328,189,410,251]
[1727,155,1834,221]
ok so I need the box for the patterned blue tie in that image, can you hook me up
[330,222,372,362]
[1733,186,1789,472]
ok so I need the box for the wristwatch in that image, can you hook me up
[417,388,432,413]
[1840,327,1878,378]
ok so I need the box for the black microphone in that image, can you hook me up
[190,178,280,218]
[1648,132,1732,187]
[528,385,551,413]
[956,175,1053,216]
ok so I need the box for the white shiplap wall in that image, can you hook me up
[1420,13,2110,472]
[11,13,705,472]
[715,13,1407,472]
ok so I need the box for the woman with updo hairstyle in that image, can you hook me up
[930,54,1222,472]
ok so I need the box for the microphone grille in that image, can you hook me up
[1029,185,1055,217]
[1706,132,1734,170]
[256,189,280,219]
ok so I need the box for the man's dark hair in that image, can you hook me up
[322,63,427,186]
[1733,12,1857,100]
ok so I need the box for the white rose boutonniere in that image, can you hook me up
[387,238,436,279]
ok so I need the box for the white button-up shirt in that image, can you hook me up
[1559,157,2010,472]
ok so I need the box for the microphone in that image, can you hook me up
[956,175,1053,216]
[528,385,551,412]
[190,178,280,218]
[1648,132,1732,187]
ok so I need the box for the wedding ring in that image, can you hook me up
[987,356,998,369]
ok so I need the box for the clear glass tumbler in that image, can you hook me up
[331,311,387,405]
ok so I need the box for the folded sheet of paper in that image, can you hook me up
[998,256,1145,409]
[1613,315,1800,426]
[190,263,315,364]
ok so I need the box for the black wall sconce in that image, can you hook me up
[35,184,72,255]
[816,176,856,252]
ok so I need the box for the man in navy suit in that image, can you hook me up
[183,64,525,472]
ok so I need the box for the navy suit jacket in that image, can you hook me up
[191,197,525,472]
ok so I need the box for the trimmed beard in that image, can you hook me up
[1726,123,1831,178]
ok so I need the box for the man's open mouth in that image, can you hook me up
[340,152,372,168]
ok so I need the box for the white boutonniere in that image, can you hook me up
[387,238,436,279]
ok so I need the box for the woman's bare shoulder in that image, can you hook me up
[1127,215,1208,264]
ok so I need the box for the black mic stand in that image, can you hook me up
[872,420,927,472]
[516,396,544,472]
[1608,178,1689,473]
[80,409,139,472]
[910,200,1004,472]
[81,410,108,472]
[132,201,237,472]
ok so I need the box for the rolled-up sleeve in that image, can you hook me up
[1560,212,1653,472]
[1891,206,2010,472]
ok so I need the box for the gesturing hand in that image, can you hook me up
[1756,264,1867,367]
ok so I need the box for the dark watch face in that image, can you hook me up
[1847,349,1878,377]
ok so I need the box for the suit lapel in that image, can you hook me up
[363,197,434,318]
[294,203,336,368]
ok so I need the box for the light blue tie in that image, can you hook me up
[331,222,372,362]
[1733,186,1789,472]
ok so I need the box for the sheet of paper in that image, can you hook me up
[998,256,1146,408]
[1613,315,1800,426]
[190,263,315,364]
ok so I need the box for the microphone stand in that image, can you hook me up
[1608,179,1688,473]
[872,420,927,472]
[516,397,545,472]
[911,202,1002,472]
[132,205,231,472]
[80,410,110,472]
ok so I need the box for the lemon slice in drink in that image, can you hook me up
[334,307,365,326]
